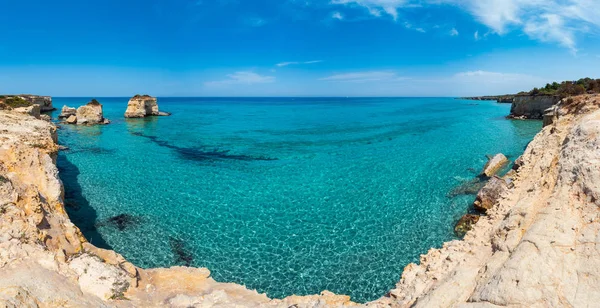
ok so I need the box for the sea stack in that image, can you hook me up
[124,94,170,118]
[63,99,110,125]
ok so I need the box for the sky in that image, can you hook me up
[1,0,600,97]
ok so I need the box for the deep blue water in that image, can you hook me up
[53,97,541,302]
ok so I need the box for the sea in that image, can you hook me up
[52,97,541,302]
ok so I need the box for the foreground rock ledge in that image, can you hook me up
[1,95,600,307]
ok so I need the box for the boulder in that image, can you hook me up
[481,153,509,177]
[14,105,41,119]
[58,105,77,119]
[40,114,52,122]
[125,95,169,118]
[66,115,77,124]
[76,100,105,125]
[454,214,480,236]
[473,176,508,212]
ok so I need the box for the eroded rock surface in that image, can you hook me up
[125,95,170,118]
[481,153,508,177]
[2,94,600,307]
[59,105,77,119]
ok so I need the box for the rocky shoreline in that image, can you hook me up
[1,95,599,307]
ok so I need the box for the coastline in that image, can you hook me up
[1,95,599,307]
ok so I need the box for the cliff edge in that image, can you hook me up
[1,95,599,307]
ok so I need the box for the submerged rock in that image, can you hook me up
[96,214,141,231]
[169,237,194,267]
[481,153,509,177]
[125,95,170,118]
[473,176,508,212]
[454,214,480,236]
[448,176,488,197]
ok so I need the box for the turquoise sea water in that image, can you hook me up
[53,97,541,302]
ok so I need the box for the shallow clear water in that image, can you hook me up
[53,97,541,302]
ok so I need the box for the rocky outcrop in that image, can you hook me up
[380,94,600,307]
[124,95,170,118]
[509,95,561,119]
[13,105,41,119]
[481,153,508,177]
[58,105,76,119]
[0,95,53,112]
[473,176,508,212]
[62,100,110,125]
[3,94,600,307]
[454,214,480,236]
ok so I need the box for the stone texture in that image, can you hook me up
[58,105,77,118]
[455,214,480,236]
[509,95,561,119]
[124,95,169,118]
[13,105,41,119]
[473,176,508,212]
[76,101,105,125]
[66,115,77,124]
[481,153,509,177]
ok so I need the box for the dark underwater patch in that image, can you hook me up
[169,237,194,266]
[130,131,277,162]
[96,214,142,231]
[447,175,489,198]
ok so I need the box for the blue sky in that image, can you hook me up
[1,0,600,96]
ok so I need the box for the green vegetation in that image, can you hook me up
[4,96,32,108]
[527,78,600,98]
[88,98,101,106]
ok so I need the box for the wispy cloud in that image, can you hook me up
[404,22,426,33]
[204,71,275,86]
[332,11,344,20]
[320,71,408,83]
[276,60,323,67]
[329,0,600,52]
[474,30,479,40]
[450,28,459,36]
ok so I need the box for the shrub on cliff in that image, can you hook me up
[4,96,32,108]
[528,78,600,98]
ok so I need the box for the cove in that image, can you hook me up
[54,97,541,303]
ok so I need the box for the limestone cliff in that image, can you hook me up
[1,95,600,307]
[124,95,170,118]
[509,95,561,119]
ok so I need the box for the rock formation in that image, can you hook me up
[509,95,561,119]
[2,94,600,307]
[13,104,41,119]
[472,176,508,212]
[124,95,170,118]
[61,100,110,125]
[58,105,76,119]
[481,153,508,177]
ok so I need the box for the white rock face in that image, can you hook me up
[76,101,104,125]
[68,254,130,300]
[481,153,509,177]
[58,105,76,118]
[13,105,41,119]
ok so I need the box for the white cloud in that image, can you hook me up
[320,71,408,83]
[329,0,600,52]
[450,28,459,36]
[276,60,323,67]
[332,11,344,20]
[474,31,479,40]
[204,72,275,86]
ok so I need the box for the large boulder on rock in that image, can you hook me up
[543,105,559,127]
[66,115,77,124]
[76,99,105,125]
[481,153,509,177]
[473,176,508,212]
[454,214,480,236]
[124,95,169,118]
[14,105,41,119]
[59,105,77,119]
